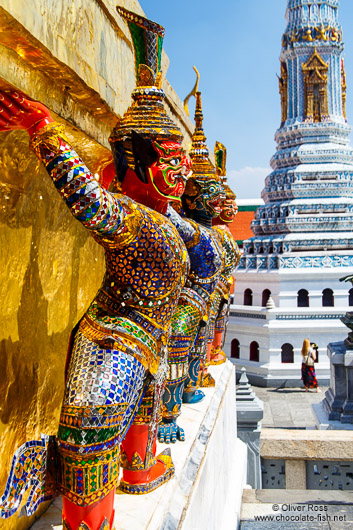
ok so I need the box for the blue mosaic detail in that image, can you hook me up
[279,254,353,269]
[60,335,146,452]
[0,435,55,519]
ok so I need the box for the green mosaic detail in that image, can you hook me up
[58,425,119,446]
[157,35,163,72]
[129,23,147,78]
[126,17,164,81]
[170,304,200,335]
[87,302,155,352]
[215,150,224,172]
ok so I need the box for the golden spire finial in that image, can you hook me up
[183,66,200,116]
[189,90,208,162]
[188,89,218,181]
[194,91,204,131]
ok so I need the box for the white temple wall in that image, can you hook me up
[233,271,281,306]
[226,323,270,364]
[233,268,352,309]
[227,310,345,386]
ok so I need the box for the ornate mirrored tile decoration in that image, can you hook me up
[0,435,56,519]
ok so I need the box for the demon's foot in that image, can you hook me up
[158,421,185,443]
[182,388,205,404]
[119,449,174,494]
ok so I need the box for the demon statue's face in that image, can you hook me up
[113,132,192,212]
[149,141,191,200]
[219,197,238,223]
[184,176,225,219]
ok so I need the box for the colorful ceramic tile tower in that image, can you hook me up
[229,0,353,386]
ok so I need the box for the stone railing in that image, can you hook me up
[261,428,353,490]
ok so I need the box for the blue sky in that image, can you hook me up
[140,0,353,199]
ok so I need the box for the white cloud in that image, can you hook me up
[227,166,270,200]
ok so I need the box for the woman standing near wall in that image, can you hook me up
[301,338,321,393]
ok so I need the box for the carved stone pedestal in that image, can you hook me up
[315,301,353,428]
[236,367,264,488]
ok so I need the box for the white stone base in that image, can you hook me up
[312,401,353,431]
[31,362,247,530]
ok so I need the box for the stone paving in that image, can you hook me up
[239,384,353,529]
[253,385,328,429]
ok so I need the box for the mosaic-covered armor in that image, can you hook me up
[210,142,240,365]
[158,287,207,443]
[161,207,224,416]
[208,226,240,365]
[0,7,192,529]
[182,91,230,389]
[0,119,189,527]
[158,90,227,442]
[30,122,189,501]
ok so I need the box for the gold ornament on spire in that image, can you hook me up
[341,58,347,121]
[214,141,236,202]
[302,49,329,122]
[183,66,200,117]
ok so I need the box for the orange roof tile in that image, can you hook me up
[228,211,255,243]
[228,203,262,244]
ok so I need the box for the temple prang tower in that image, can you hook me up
[228,0,353,386]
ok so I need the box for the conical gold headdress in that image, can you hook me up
[109,7,183,174]
[188,91,219,184]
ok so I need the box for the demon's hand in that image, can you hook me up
[0,91,53,136]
